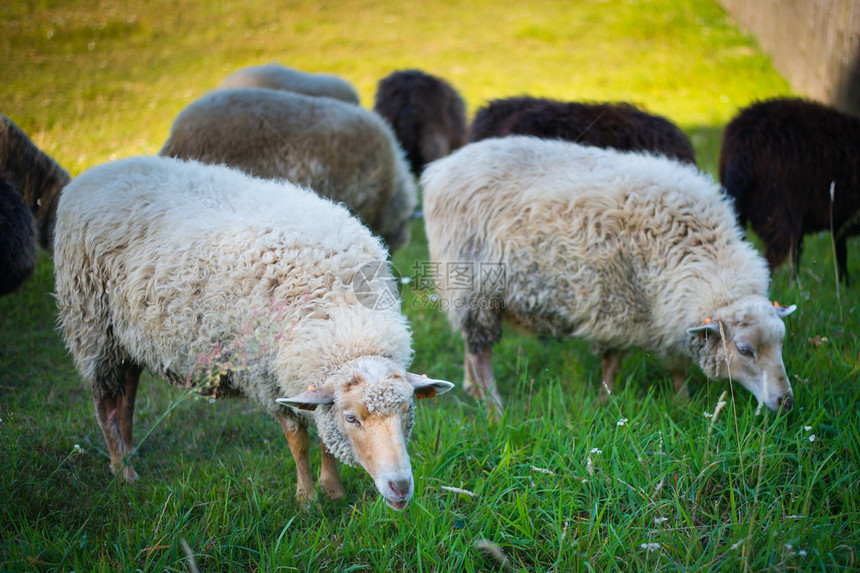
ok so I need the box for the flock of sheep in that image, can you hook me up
[1,62,858,509]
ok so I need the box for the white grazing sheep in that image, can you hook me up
[54,156,452,509]
[217,62,361,104]
[0,113,71,250]
[422,136,796,415]
[160,88,417,251]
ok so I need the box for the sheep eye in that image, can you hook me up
[344,413,361,425]
[736,343,754,357]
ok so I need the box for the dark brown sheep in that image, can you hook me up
[719,98,860,284]
[373,70,467,177]
[468,96,696,165]
[0,114,71,251]
[0,176,37,296]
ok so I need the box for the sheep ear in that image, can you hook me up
[276,386,334,411]
[405,372,455,400]
[773,303,797,318]
[687,320,721,338]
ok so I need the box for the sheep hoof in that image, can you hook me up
[295,488,318,513]
[462,377,477,397]
[673,388,691,403]
[597,386,612,404]
[111,462,139,482]
[121,466,140,481]
[320,480,346,501]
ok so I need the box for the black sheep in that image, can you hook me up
[719,98,860,284]
[468,96,696,165]
[0,176,37,296]
[373,70,467,177]
[0,114,71,251]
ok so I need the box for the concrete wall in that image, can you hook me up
[719,0,860,114]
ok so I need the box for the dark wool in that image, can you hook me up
[374,69,467,176]
[0,177,37,295]
[719,98,860,284]
[468,96,696,165]
[0,114,71,250]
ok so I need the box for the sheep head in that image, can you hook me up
[688,297,796,412]
[277,357,453,509]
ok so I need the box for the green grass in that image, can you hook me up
[1,0,858,571]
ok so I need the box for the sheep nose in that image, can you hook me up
[388,479,411,499]
[778,394,794,412]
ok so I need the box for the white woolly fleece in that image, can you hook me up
[421,136,772,368]
[54,156,414,465]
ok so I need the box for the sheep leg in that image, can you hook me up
[464,344,503,417]
[462,341,479,397]
[116,364,141,463]
[276,416,315,503]
[318,439,346,500]
[94,364,141,482]
[672,369,690,401]
[789,238,804,280]
[599,349,623,399]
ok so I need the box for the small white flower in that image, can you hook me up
[654,517,668,525]
[73,444,85,454]
[809,434,816,442]
[703,411,713,418]
[799,550,807,557]
[639,542,660,552]
[804,426,812,432]
[617,418,628,426]
[590,447,602,455]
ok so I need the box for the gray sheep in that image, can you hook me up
[217,62,361,104]
[160,88,417,251]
